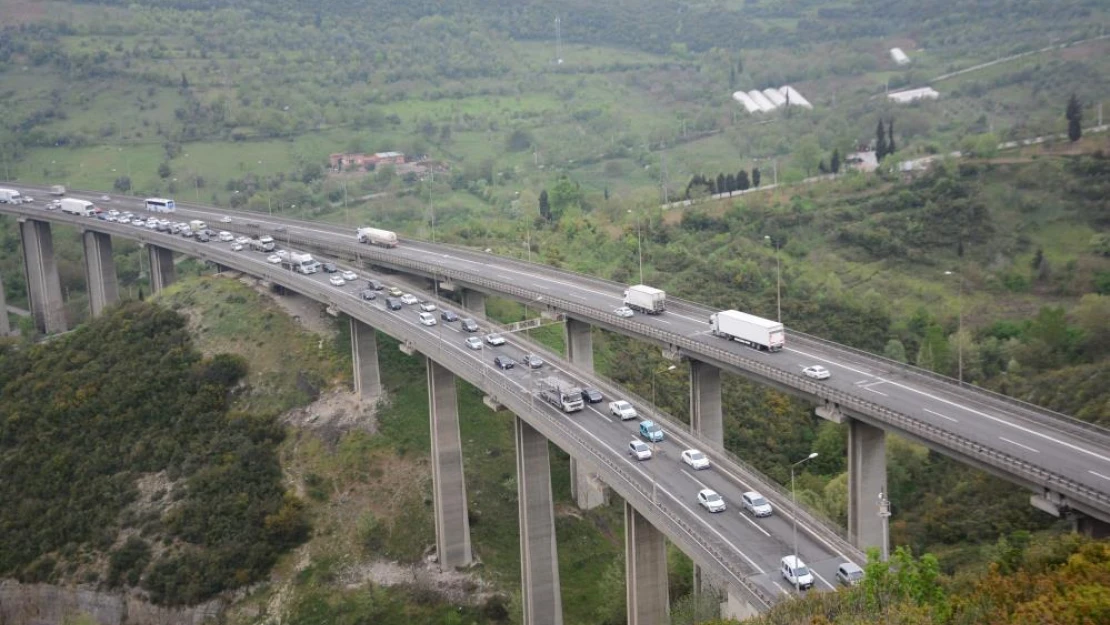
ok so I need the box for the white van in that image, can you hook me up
[780,555,814,590]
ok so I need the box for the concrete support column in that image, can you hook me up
[462,288,486,315]
[720,589,759,621]
[625,502,669,625]
[349,317,382,400]
[564,316,606,509]
[848,418,887,553]
[1075,516,1110,539]
[515,417,563,625]
[146,245,176,293]
[0,272,10,336]
[19,219,66,334]
[82,230,119,317]
[689,360,723,450]
[563,317,594,371]
[428,359,473,569]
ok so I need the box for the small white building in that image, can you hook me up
[888,87,939,104]
[890,48,911,65]
[748,90,777,112]
[779,86,813,109]
[732,91,761,114]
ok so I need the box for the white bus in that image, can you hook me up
[145,197,176,213]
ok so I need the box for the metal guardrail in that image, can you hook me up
[257,226,1110,515]
[0,207,781,611]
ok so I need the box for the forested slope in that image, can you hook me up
[0,302,309,605]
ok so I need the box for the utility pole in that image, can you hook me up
[555,16,563,64]
[660,149,670,205]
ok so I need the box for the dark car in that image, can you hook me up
[494,356,516,370]
[359,289,377,301]
[322,262,338,273]
[522,354,544,369]
[461,318,479,332]
[367,279,384,290]
[441,310,459,323]
[581,388,604,403]
[195,232,210,242]
[386,297,402,310]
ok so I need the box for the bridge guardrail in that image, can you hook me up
[1,207,781,610]
[269,227,1110,513]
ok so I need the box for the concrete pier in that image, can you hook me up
[625,502,669,625]
[428,359,473,569]
[689,360,723,450]
[19,219,66,333]
[146,245,176,293]
[515,417,563,625]
[462,288,486,315]
[349,317,382,400]
[564,316,606,509]
[0,272,9,336]
[564,317,594,371]
[848,418,887,553]
[82,230,119,317]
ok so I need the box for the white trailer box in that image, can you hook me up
[283,252,320,274]
[623,284,666,315]
[60,198,96,216]
[49,185,66,196]
[709,310,784,351]
[357,227,399,248]
[0,188,23,204]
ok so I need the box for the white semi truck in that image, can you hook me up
[538,377,585,413]
[0,188,23,204]
[709,310,785,352]
[59,198,96,216]
[623,284,666,315]
[357,227,399,248]
[249,236,276,252]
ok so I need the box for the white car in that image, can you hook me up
[485,333,506,346]
[329,276,347,287]
[802,365,830,380]
[220,215,232,223]
[628,440,652,461]
[400,293,419,305]
[609,400,638,421]
[235,236,251,245]
[781,555,814,590]
[22,196,34,203]
[341,270,358,281]
[465,336,483,350]
[614,306,635,318]
[267,254,282,264]
[230,243,244,252]
[741,491,773,517]
[418,301,437,312]
[100,195,111,202]
[218,231,234,242]
[418,312,437,326]
[681,449,710,470]
[697,489,726,513]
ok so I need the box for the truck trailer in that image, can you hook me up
[538,377,585,413]
[280,252,320,274]
[59,198,96,216]
[49,185,66,196]
[0,188,23,204]
[709,310,784,351]
[623,284,666,315]
[357,227,399,248]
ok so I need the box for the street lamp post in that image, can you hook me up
[944,270,964,384]
[790,452,818,590]
[878,491,891,562]
[627,209,643,284]
[651,364,677,408]
[765,235,781,322]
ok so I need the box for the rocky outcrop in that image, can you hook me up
[0,581,223,625]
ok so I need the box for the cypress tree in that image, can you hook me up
[876,119,888,160]
[752,167,761,187]
[1066,94,1083,142]
[831,148,841,174]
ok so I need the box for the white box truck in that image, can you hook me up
[49,185,66,196]
[624,284,666,315]
[249,235,276,252]
[0,188,23,204]
[357,227,399,248]
[60,198,96,216]
[709,310,785,352]
[281,252,320,274]
[539,377,585,413]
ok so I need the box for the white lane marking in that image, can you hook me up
[588,405,613,423]
[680,469,711,492]
[738,512,772,538]
[772,581,792,596]
[854,379,870,386]
[655,318,671,324]
[788,345,1110,465]
[862,383,888,397]
[924,408,958,423]
[1000,437,1039,454]
[1089,471,1110,482]
[812,570,836,591]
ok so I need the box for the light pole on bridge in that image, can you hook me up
[790,452,818,591]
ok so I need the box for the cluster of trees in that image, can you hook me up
[684,168,762,199]
[0,302,308,605]
[876,118,897,161]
